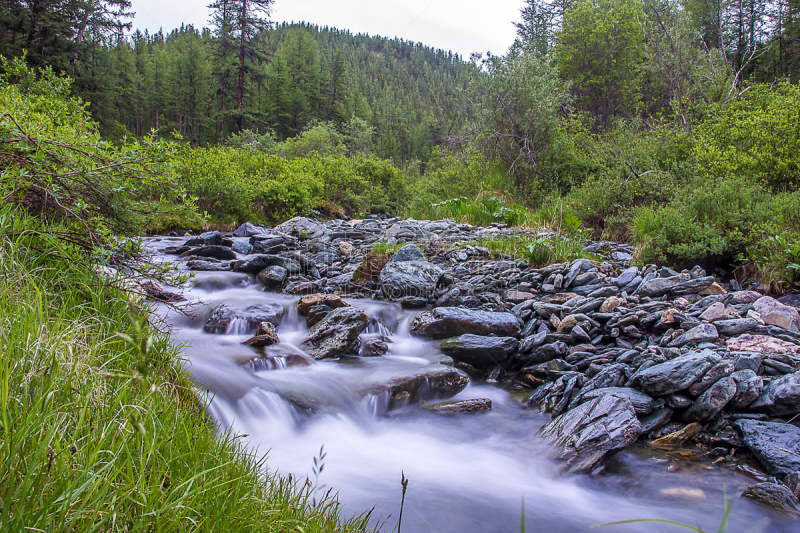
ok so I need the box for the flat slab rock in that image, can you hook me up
[300,306,369,359]
[422,398,492,415]
[540,395,642,474]
[364,366,470,410]
[439,334,519,367]
[635,349,720,396]
[411,307,521,339]
[733,419,800,478]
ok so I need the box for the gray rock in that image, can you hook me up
[231,240,254,255]
[714,318,758,336]
[379,244,443,301]
[439,335,519,367]
[613,266,639,287]
[669,323,719,347]
[519,341,568,365]
[190,245,237,260]
[741,483,800,517]
[185,231,223,246]
[300,306,369,359]
[275,216,326,239]
[204,303,285,334]
[754,296,800,332]
[257,265,288,287]
[734,419,800,478]
[186,260,231,271]
[684,377,736,421]
[365,366,470,410]
[234,254,302,275]
[579,387,655,415]
[422,398,492,415]
[636,350,720,396]
[411,307,520,339]
[540,395,642,474]
[233,221,267,237]
[638,276,684,298]
[671,276,716,296]
[750,372,800,417]
[639,407,674,434]
[730,374,764,409]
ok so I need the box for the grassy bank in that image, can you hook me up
[0,208,374,531]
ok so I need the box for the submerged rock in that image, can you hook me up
[411,307,520,339]
[300,306,369,359]
[733,419,800,478]
[540,395,641,474]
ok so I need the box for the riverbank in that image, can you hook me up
[0,208,374,531]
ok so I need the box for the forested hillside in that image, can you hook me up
[1,5,473,163]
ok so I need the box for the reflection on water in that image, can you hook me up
[146,236,791,532]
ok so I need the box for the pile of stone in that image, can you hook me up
[160,216,800,515]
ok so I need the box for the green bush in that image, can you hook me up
[694,81,800,191]
[631,175,800,268]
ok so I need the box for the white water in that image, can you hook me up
[147,236,792,532]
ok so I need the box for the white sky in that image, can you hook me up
[129,0,522,59]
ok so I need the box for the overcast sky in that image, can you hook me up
[129,0,522,58]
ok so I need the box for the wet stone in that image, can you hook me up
[733,419,800,478]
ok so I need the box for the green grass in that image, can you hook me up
[459,234,595,266]
[0,207,375,532]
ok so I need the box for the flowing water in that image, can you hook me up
[147,236,794,532]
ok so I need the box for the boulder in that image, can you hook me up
[190,245,236,261]
[750,372,800,417]
[275,216,326,239]
[378,244,443,301]
[257,265,288,287]
[733,419,800,478]
[439,334,519,367]
[300,306,369,359]
[540,395,641,474]
[411,307,521,339]
[185,231,223,246]
[235,255,302,275]
[635,350,720,396]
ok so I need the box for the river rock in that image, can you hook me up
[300,306,369,359]
[741,483,800,517]
[754,296,800,332]
[241,322,280,348]
[233,221,267,237]
[190,245,237,260]
[275,216,326,239]
[733,419,800,478]
[366,366,470,410]
[204,303,285,334]
[297,293,350,315]
[669,323,719,347]
[683,377,736,421]
[540,395,641,474]
[635,350,720,396]
[258,265,288,287]
[378,244,443,301]
[439,334,519,367]
[579,387,655,415]
[236,254,302,275]
[185,231,223,246]
[714,318,758,336]
[750,372,800,417]
[422,398,492,415]
[411,307,521,339]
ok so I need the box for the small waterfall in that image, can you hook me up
[281,302,304,331]
[362,390,391,416]
[225,318,252,335]
[245,356,288,373]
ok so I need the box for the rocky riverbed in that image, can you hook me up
[146,215,800,526]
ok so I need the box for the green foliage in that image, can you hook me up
[557,0,644,131]
[0,57,198,250]
[694,81,800,191]
[0,206,375,532]
[470,52,570,185]
[412,195,528,227]
[630,176,799,267]
[747,235,800,292]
